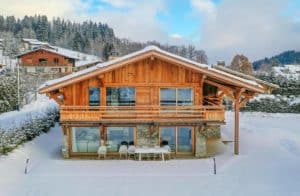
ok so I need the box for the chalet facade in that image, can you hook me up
[17,40,101,74]
[39,46,277,159]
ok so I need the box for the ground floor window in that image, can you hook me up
[71,127,100,153]
[159,127,193,153]
[106,127,135,152]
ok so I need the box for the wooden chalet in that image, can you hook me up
[17,44,101,74]
[39,46,277,158]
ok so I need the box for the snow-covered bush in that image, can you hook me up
[0,98,59,154]
[242,72,300,113]
[0,71,26,113]
[242,95,300,113]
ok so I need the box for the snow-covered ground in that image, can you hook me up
[0,112,300,196]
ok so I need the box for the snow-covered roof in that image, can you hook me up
[18,39,102,67]
[75,59,102,68]
[39,45,265,92]
[22,38,49,46]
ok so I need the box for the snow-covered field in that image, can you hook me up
[0,112,300,196]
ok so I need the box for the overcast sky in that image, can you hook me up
[1,0,300,63]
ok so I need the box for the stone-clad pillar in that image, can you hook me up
[195,125,221,158]
[136,125,158,147]
[195,126,207,158]
[61,126,69,158]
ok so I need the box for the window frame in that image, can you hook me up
[88,87,100,106]
[159,87,194,106]
[71,126,100,153]
[54,58,59,64]
[104,126,137,153]
[159,126,194,155]
[106,86,136,106]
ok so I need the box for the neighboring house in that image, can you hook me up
[17,39,102,74]
[39,46,277,159]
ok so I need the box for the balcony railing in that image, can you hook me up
[60,105,225,123]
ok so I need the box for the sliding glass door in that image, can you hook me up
[160,127,176,151]
[71,127,100,153]
[106,127,135,152]
[160,127,193,154]
[177,127,193,152]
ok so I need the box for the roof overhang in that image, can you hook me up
[39,46,266,94]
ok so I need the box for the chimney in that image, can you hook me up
[108,51,119,61]
[217,60,225,66]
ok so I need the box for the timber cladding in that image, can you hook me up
[61,58,204,106]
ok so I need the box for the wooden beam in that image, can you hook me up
[205,80,235,101]
[234,88,243,155]
[239,94,254,108]
[48,92,64,105]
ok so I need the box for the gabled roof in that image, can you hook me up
[17,41,102,67]
[39,45,270,94]
[17,47,80,59]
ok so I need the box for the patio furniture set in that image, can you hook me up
[97,141,171,161]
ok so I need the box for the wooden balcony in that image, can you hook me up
[60,105,225,123]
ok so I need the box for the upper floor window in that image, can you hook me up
[54,58,59,64]
[89,87,100,106]
[39,58,47,64]
[106,87,135,106]
[160,88,193,106]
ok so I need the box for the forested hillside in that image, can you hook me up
[0,15,207,63]
[253,50,300,70]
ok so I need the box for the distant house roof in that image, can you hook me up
[22,38,49,46]
[39,45,275,93]
[18,38,102,67]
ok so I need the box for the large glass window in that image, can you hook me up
[72,127,100,153]
[160,88,193,106]
[106,87,135,106]
[160,127,193,153]
[160,88,176,106]
[177,127,192,152]
[89,87,100,106]
[160,127,176,151]
[106,127,134,152]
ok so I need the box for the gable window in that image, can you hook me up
[106,87,135,106]
[89,87,100,106]
[160,88,193,106]
[54,58,59,64]
[39,58,47,64]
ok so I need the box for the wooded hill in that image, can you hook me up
[253,50,300,70]
[0,15,207,63]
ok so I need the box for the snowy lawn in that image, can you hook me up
[0,112,300,196]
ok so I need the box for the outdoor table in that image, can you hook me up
[135,147,170,161]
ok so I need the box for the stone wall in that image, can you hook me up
[62,134,69,158]
[195,125,221,158]
[136,125,159,147]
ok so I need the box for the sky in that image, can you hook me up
[0,0,300,63]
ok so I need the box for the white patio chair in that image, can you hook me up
[128,145,136,160]
[119,145,128,159]
[97,145,107,159]
[162,145,172,160]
